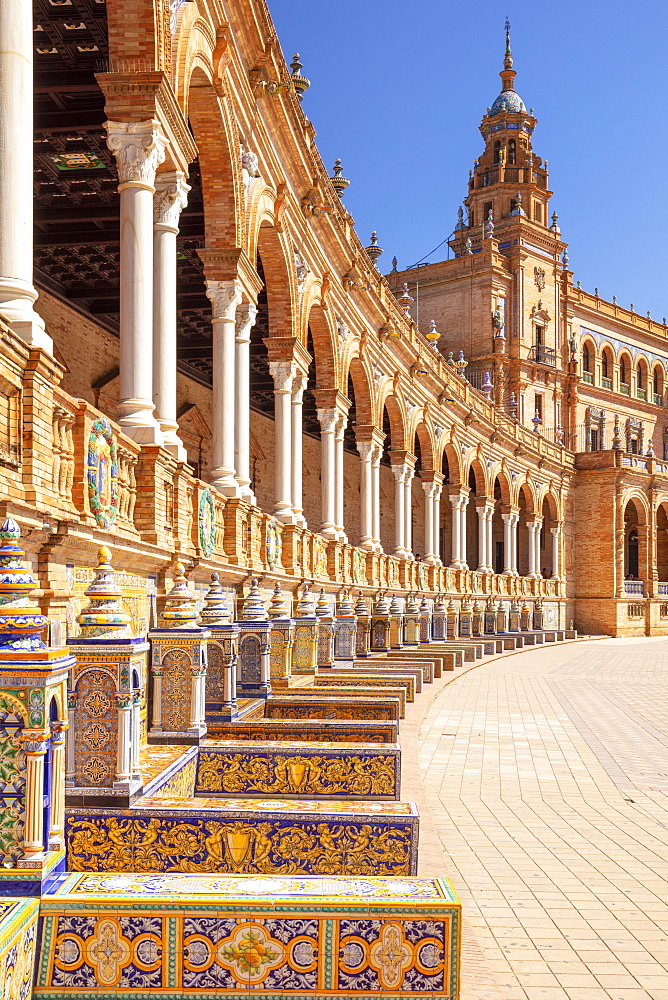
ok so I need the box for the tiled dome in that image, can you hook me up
[490,89,526,114]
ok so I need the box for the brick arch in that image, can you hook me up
[518,480,538,516]
[441,439,463,487]
[106,0,171,73]
[541,489,561,522]
[414,420,435,473]
[379,391,407,451]
[187,68,243,248]
[346,355,374,428]
[466,456,488,498]
[173,10,216,109]
[257,223,297,339]
[306,303,337,391]
[493,468,512,506]
[623,492,649,524]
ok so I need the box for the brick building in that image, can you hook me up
[0,5,664,653]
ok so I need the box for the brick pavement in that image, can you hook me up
[414,638,668,1000]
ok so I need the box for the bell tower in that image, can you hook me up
[452,20,553,247]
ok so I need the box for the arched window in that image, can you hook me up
[508,139,516,164]
[493,140,501,164]
[637,362,644,389]
[602,350,609,378]
[654,366,663,398]
[582,343,591,373]
[620,356,629,386]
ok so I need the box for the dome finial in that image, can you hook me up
[504,16,513,71]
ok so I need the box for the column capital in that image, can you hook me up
[154,170,190,231]
[357,440,375,461]
[550,524,562,536]
[291,370,308,402]
[19,730,50,754]
[105,119,168,190]
[392,463,408,483]
[235,302,258,341]
[269,360,296,392]
[206,279,243,321]
[317,407,339,434]
[422,480,440,499]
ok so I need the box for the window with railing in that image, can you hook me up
[602,377,612,390]
[637,387,647,400]
[623,580,644,595]
[582,371,593,384]
[528,344,556,366]
[654,393,663,406]
[620,383,630,395]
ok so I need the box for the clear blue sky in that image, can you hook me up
[271,0,668,320]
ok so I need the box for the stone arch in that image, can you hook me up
[623,494,648,582]
[636,355,650,395]
[581,335,596,375]
[652,362,665,400]
[600,341,615,381]
[655,497,668,582]
[173,10,216,108]
[187,67,243,249]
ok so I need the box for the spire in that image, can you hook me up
[500,17,517,94]
[77,546,132,639]
[504,17,513,71]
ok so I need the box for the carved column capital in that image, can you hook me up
[357,440,375,462]
[269,360,296,393]
[206,279,243,322]
[105,119,168,191]
[19,730,50,755]
[291,370,308,403]
[235,302,258,342]
[154,171,191,231]
[317,407,339,434]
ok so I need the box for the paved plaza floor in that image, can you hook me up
[415,639,668,1000]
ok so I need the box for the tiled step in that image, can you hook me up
[204,718,399,743]
[264,693,402,724]
[65,797,420,875]
[194,739,401,800]
[36,872,461,998]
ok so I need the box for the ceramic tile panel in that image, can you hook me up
[65,798,419,875]
[0,897,39,1000]
[194,740,401,799]
[204,719,399,743]
[35,874,460,998]
[264,694,401,723]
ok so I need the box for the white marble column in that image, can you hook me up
[290,370,307,526]
[371,443,383,553]
[335,412,348,542]
[534,518,544,578]
[0,1,50,349]
[392,464,407,558]
[511,513,519,575]
[422,481,438,563]
[527,521,538,578]
[404,466,415,559]
[486,506,494,573]
[450,494,462,569]
[358,441,375,550]
[477,505,488,572]
[317,407,338,539]
[206,279,242,496]
[234,303,258,502]
[502,513,514,574]
[433,483,443,565]
[269,361,296,524]
[551,525,562,579]
[106,120,167,445]
[460,495,469,569]
[153,171,190,461]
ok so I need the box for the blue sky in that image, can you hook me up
[271,0,668,320]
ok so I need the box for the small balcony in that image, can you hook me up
[623,580,644,595]
[620,382,630,395]
[637,387,647,401]
[528,344,557,367]
[658,582,668,596]
[654,393,663,406]
[602,376,612,390]
[582,371,593,384]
